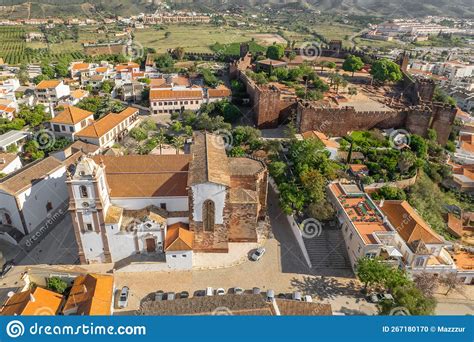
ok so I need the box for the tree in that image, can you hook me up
[155,129,167,155]
[413,272,439,298]
[269,161,286,182]
[374,186,407,200]
[299,169,326,203]
[342,55,364,76]
[307,201,336,221]
[356,257,387,292]
[130,127,147,141]
[174,47,185,60]
[398,151,417,174]
[101,80,114,94]
[410,134,428,158]
[266,44,285,60]
[439,273,464,296]
[370,59,403,83]
[383,285,437,315]
[172,136,185,154]
[47,277,68,294]
[155,53,175,69]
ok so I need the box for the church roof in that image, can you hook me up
[188,132,230,187]
[165,223,194,251]
[0,287,63,316]
[92,155,191,198]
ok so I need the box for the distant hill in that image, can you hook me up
[0,0,472,18]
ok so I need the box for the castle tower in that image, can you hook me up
[67,156,112,264]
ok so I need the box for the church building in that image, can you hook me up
[67,132,268,269]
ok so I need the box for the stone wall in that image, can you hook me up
[297,102,406,136]
[228,202,258,243]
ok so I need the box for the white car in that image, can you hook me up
[303,295,313,302]
[216,288,226,295]
[117,286,129,309]
[251,247,266,261]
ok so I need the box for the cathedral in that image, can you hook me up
[67,132,268,269]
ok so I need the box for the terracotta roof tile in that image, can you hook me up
[0,153,19,172]
[62,274,114,316]
[50,105,93,125]
[150,89,203,100]
[0,287,63,316]
[91,155,191,197]
[165,223,194,251]
[75,107,138,138]
[36,80,61,89]
[208,85,232,98]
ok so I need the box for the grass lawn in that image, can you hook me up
[311,23,360,45]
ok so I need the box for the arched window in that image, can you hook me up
[80,185,88,198]
[202,200,215,232]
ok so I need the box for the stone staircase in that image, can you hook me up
[303,228,351,269]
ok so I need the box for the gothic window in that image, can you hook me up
[80,185,88,198]
[202,200,215,232]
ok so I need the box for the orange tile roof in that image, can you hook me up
[63,274,114,316]
[208,85,231,98]
[0,287,63,316]
[447,213,463,238]
[165,223,194,251]
[150,89,203,100]
[349,164,369,173]
[329,183,390,244]
[75,107,137,138]
[380,200,444,245]
[301,130,340,149]
[50,105,93,125]
[91,155,191,197]
[71,63,90,71]
[70,89,88,99]
[95,67,109,73]
[150,78,168,88]
[0,104,15,113]
[115,63,139,71]
[36,80,62,89]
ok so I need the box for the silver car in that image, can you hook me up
[251,247,266,261]
[118,286,129,308]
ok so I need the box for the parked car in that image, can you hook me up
[277,293,287,299]
[205,287,213,296]
[292,291,302,301]
[266,289,275,302]
[0,261,14,278]
[252,287,261,295]
[166,292,176,300]
[117,286,129,308]
[216,288,226,295]
[179,291,190,299]
[367,293,394,303]
[250,247,266,261]
[155,290,164,301]
[303,295,313,302]
[233,287,244,295]
[194,290,205,297]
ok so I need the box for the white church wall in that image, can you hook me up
[165,250,193,270]
[167,217,189,225]
[191,183,227,224]
[111,197,188,211]
[106,224,138,262]
[0,192,24,234]
[80,230,106,263]
[17,166,68,234]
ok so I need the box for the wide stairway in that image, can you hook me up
[303,228,351,269]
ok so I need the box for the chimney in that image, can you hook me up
[380,199,385,208]
[29,293,35,302]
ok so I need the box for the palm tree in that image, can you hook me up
[155,128,167,155]
[172,136,185,155]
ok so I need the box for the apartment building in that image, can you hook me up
[74,107,139,149]
[328,182,457,277]
[35,80,71,107]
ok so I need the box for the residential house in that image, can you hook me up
[35,80,71,107]
[0,287,63,316]
[301,130,340,160]
[0,103,16,121]
[62,274,114,315]
[207,85,232,103]
[74,107,139,149]
[328,182,457,277]
[0,130,30,152]
[150,88,204,114]
[50,105,95,139]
